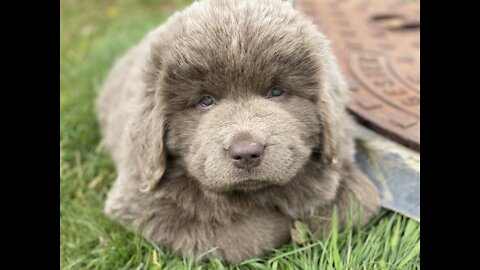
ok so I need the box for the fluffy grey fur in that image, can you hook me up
[96,0,380,262]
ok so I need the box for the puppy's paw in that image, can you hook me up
[306,163,381,239]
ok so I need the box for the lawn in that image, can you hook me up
[60,0,420,269]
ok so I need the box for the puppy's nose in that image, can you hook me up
[228,141,265,170]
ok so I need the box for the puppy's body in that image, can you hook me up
[97,0,379,262]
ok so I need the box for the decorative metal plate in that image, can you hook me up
[296,0,420,151]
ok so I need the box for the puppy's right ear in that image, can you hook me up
[126,36,169,192]
[127,95,167,192]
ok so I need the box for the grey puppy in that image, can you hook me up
[97,0,380,263]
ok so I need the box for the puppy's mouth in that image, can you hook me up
[232,179,272,191]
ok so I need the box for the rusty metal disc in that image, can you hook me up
[296,0,420,151]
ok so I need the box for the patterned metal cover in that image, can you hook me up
[295,0,420,151]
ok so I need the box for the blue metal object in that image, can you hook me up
[354,125,420,221]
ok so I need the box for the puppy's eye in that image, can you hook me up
[267,86,285,100]
[200,95,215,107]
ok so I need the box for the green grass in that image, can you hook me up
[60,0,420,269]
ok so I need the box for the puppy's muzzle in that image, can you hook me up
[228,140,265,171]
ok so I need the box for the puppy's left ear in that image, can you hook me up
[316,93,337,166]
[315,39,350,167]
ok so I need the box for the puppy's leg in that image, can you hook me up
[195,211,292,263]
[140,208,291,263]
[305,163,380,239]
[105,176,292,263]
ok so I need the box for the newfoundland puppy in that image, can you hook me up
[97,0,380,262]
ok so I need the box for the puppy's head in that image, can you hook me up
[136,0,341,192]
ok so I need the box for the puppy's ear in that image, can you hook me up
[316,94,337,166]
[315,40,350,167]
[127,95,167,192]
[126,37,169,192]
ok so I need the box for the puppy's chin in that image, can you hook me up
[195,161,304,193]
[201,178,282,193]
[231,179,275,192]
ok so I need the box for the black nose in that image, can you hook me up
[228,141,265,170]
